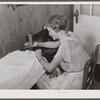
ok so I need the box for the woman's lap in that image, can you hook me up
[37,71,83,89]
[37,73,64,89]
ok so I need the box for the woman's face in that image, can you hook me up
[47,27,58,40]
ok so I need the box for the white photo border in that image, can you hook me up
[0,1,100,98]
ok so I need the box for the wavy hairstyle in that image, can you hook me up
[45,15,68,31]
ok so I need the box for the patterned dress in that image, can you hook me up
[37,31,90,89]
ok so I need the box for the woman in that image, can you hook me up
[34,15,90,89]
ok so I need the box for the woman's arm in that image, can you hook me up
[34,41,60,48]
[35,49,63,73]
[39,55,63,73]
[60,61,73,72]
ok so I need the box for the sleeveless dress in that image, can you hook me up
[37,31,90,89]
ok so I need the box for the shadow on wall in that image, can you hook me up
[83,33,96,58]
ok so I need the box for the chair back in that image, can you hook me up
[82,44,100,89]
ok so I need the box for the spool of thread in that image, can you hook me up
[28,32,32,50]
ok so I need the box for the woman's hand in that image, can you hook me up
[24,42,37,49]
[49,69,58,78]
[24,42,30,48]
[35,49,42,61]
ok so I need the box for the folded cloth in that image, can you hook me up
[0,50,45,89]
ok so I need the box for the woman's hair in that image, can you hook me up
[45,15,68,30]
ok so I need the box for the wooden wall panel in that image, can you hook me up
[4,6,18,52]
[0,5,73,58]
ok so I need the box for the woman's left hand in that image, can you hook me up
[35,49,42,60]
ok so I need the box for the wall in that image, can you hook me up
[0,5,74,58]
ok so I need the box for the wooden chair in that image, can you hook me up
[82,44,100,89]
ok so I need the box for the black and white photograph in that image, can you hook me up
[0,2,100,96]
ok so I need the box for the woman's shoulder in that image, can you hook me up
[58,31,72,41]
[59,30,74,36]
[67,31,79,42]
[67,31,75,37]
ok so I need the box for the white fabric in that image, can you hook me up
[37,70,83,89]
[0,50,45,89]
[59,70,83,89]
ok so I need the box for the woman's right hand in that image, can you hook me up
[49,69,58,78]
